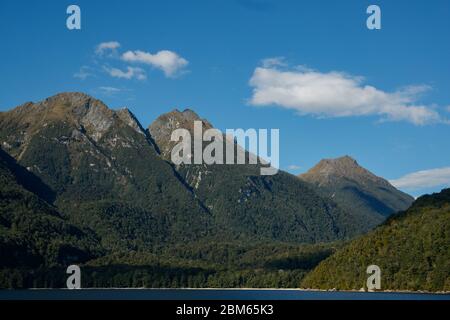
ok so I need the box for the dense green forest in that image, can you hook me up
[0,239,340,288]
[302,189,450,292]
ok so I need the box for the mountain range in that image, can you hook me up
[0,92,424,288]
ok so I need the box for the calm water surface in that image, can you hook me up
[0,289,449,300]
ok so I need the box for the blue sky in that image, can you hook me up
[0,0,449,196]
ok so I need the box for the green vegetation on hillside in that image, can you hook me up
[302,189,450,292]
[0,148,102,273]
[0,239,340,288]
[0,143,341,289]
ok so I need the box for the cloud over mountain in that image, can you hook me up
[104,66,147,80]
[249,59,446,125]
[75,42,188,80]
[390,167,450,190]
[95,41,121,55]
[122,50,188,77]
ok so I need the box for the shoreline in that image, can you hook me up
[18,287,450,295]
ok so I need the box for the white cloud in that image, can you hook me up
[78,43,188,81]
[121,50,188,77]
[74,66,93,80]
[96,41,121,55]
[249,60,446,125]
[261,57,287,68]
[446,105,450,113]
[104,66,146,80]
[98,86,121,94]
[287,165,301,170]
[389,167,450,190]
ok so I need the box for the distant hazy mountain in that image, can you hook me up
[302,188,450,292]
[299,156,414,228]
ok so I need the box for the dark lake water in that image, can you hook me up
[0,289,449,300]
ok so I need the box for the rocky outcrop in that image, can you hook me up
[149,108,212,159]
[116,108,146,135]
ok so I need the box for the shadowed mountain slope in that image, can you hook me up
[299,156,414,227]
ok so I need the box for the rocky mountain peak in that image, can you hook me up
[5,92,113,125]
[170,108,201,121]
[41,94,146,137]
[45,92,92,106]
[0,92,151,158]
[36,92,109,118]
[153,108,212,128]
[148,108,213,159]
[299,155,414,221]
[315,155,360,174]
[115,108,145,135]
[301,155,381,184]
